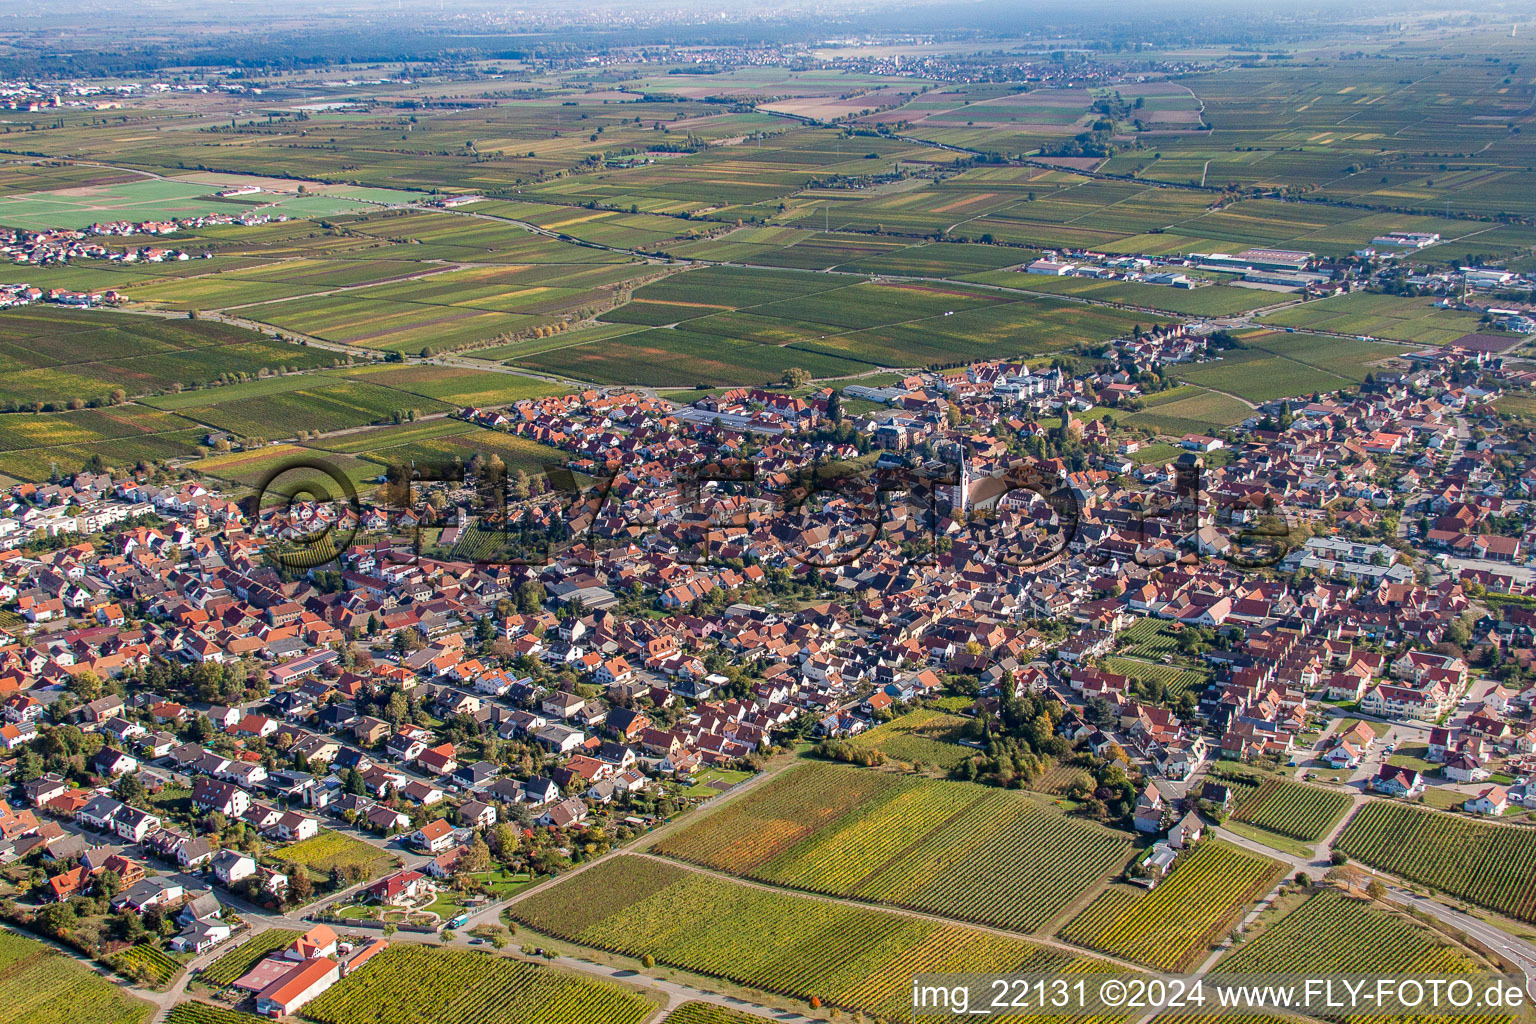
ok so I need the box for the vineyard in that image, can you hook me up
[1098,657,1209,698]
[1211,768,1352,843]
[299,944,659,1024]
[662,1003,764,1024]
[1218,890,1509,1024]
[1118,618,1183,659]
[1059,840,1285,971]
[0,928,153,1024]
[279,829,399,880]
[653,762,1131,932]
[848,710,975,769]
[165,1004,267,1024]
[1335,801,1536,922]
[104,942,185,989]
[508,854,1119,1023]
[199,930,301,987]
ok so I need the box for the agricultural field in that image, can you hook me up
[1098,657,1209,699]
[653,761,1131,932]
[516,265,1163,385]
[299,944,659,1024]
[336,364,568,407]
[104,942,185,990]
[847,710,976,770]
[0,927,153,1024]
[661,1004,764,1024]
[1173,332,1410,404]
[277,829,399,881]
[198,930,302,988]
[1059,840,1285,971]
[1209,767,1352,843]
[0,306,334,409]
[164,1005,266,1024]
[1259,293,1489,347]
[1218,889,1505,1009]
[168,380,453,438]
[1335,802,1536,922]
[0,404,209,480]
[1121,386,1254,436]
[1117,618,1184,659]
[508,854,1116,1023]
[970,270,1283,317]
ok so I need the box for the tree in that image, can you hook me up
[490,822,519,859]
[69,670,102,703]
[827,391,844,423]
[458,836,492,875]
[782,367,811,389]
[37,901,76,937]
[94,869,123,899]
[288,869,314,904]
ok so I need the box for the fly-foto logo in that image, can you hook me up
[249,453,1293,573]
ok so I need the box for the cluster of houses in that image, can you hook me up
[0,297,1526,964]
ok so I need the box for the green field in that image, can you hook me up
[1059,840,1285,971]
[1219,889,1505,1005]
[0,306,334,409]
[0,928,153,1024]
[277,829,400,880]
[1260,293,1488,347]
[1336,801,1536,923]
[653,761,1130,933]
[847,710,977,769]
[509,854,1115,1023]
[299,944,659,1024]
[1174,332,1410,403]
[1210,767,1352,843]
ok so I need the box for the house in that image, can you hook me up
[1371,765,1425,797]
[457,800,496,829]
[288,924,338,961]
[1132,784,1166,833]
[211,849,257,886]
[256,956,340,1018]
[411,818,457,854]
[1324,740,1362,769]
[177,892,223,926]
[1443,752,1491,783]
[23,774,67,807]
[536,796,589,829]
[274,811,320,842]
[364,868,432,906]
[112,877,183,912]
[1467,785,1509,816]
[416,742,458,776]
[169,918,231,953]
[92,748,138,777]
[1167,810,1204,850]
[192,779,251,817]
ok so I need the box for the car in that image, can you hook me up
[469,938,485,945]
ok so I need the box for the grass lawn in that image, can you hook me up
[1388,744,1438,773]
[678,768,752,797]
[470,867,541,898]
[424,892,468,921]
[1219,819,1316,860]
[1420,787,1465,811]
